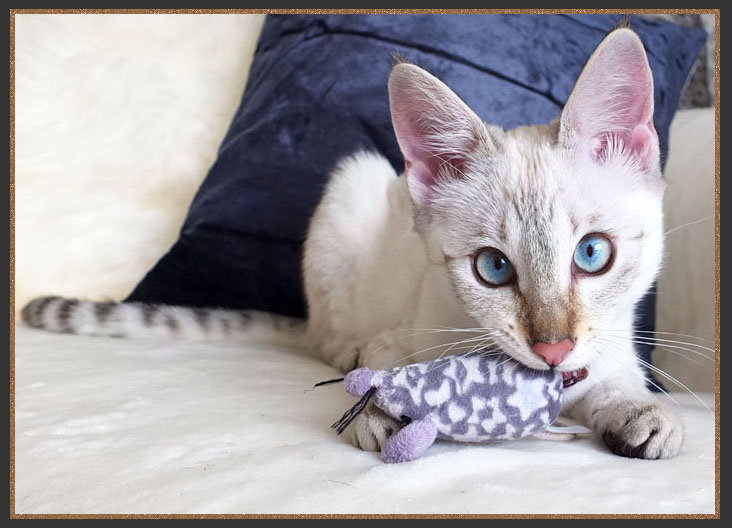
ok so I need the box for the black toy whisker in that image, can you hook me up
[313,377,345,388]
[332,387,377,435]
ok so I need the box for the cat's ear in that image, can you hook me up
[389,62,489,205]
[559,28,660,173]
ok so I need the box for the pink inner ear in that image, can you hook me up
[563,29,659,172]
[629,123,655,170]
[589,121,657,171]
[392,111,474,202]
[405,160,437,203]
[389,63,486,206]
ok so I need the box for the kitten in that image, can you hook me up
[21,27,682,459]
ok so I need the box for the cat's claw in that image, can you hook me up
[598,403,683,459]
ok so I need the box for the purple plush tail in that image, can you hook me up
[344,367,374,397]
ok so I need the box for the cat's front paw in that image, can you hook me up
[343,402,401,452]
[597,403,683,459]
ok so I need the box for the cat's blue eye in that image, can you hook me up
[573,234,613,274]
[474,248,516,286]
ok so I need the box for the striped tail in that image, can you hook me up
[20,296,307,347]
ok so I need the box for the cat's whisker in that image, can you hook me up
[459,341,501,355]
[393,326,501,334]
[384,327,503,345]
[596,336,706,365]
[596,328,714,344]
[594,336,713,414]
[422,340,505,376]
[635,358,714,414]
[466,339,500,357]
[644,376,681,408]
[424,336,500,374]
[435,338,480,364]
[442,333,499,353]
[373,333,500,369]
[476,348,503,357]
[638,342,713,363]
[651,346,702,366]
[591,339,681,411]
[595,332,712,353]
[596,331,716,354]
[424,340,499,367]
[454,339,500,362]
[422,330,508,373]
[362,338,462,367]
[494,355,516,369]
[362,328,503,363]
[386,327,494,340]
[594,336,707,367]
[591,339,681,409]
[596,334,714,362]
[663,215,714,236]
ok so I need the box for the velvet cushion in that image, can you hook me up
[127,14,705,367]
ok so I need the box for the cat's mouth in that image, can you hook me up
[562,367,589,388]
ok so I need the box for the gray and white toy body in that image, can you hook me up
[338,353,563,463]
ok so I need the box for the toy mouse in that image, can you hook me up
[329,352,582,463]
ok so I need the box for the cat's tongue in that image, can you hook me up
[562,367,589,388]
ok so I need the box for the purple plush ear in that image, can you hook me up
[344,367,374,397]
[559,28,660,173]
[388,63,489,205]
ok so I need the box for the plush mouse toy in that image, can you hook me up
[330,352,580,463]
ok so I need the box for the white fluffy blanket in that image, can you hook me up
[14,14,264,309]
[14,325,715,514]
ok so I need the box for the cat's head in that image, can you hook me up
[389,28,666,372]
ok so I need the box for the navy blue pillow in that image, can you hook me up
[127,14,705,367]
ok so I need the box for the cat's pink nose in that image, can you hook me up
[531,339,574,366]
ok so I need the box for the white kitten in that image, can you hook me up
[22,27,682,459]
[303,27,680,459]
